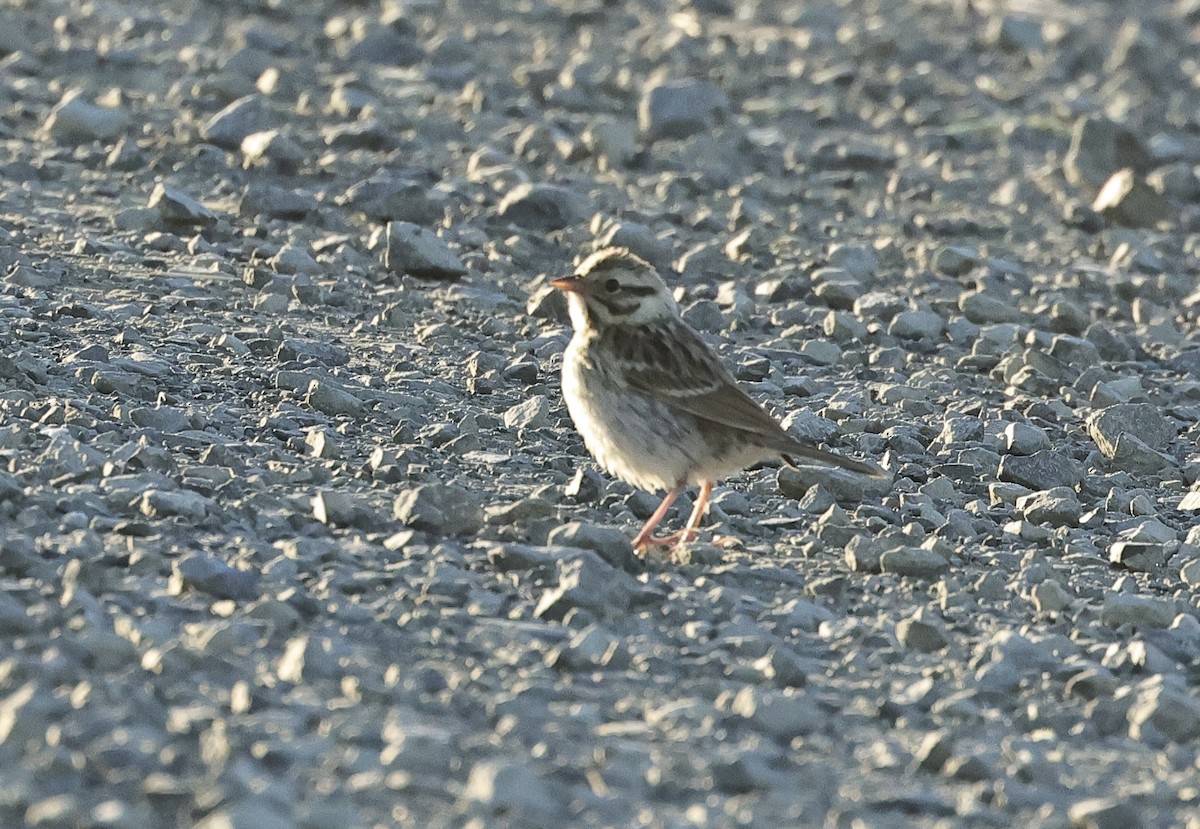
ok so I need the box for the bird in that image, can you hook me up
[551,246,887,557]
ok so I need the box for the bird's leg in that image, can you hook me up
[632,485,683,555]
[675,480,713,546]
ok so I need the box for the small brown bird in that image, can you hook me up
[553,247,886,556]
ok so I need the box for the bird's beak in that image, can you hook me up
[551,276,584,294]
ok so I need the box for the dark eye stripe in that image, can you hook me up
[619,285,658,297]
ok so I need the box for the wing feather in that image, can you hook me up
[606,321,795,446]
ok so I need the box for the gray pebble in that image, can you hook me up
[638,78,729,141]
[879,547,949,579]
[1092,169,1173,228]
[44,90,129,143]
[139,489,209,521]
[200,94,269,149]
[503,396,549,431]
[959,290,1025,324]
[148,184,218,227]
[384,221,466,279]
[304,379,364,417]
[998,450,1083,490]
[172,554,259,601]
[497,183,587,230]
[545,522,637,571]
[896,611,948,652]
[1108,541,1166,572]
[1064,115,1150,188]
[1126,677,1200,745]
[1100,593,1176,629]
[931,245,979,277]
[534,551,640,621]
[1031,580,1072,613]
[394,485,484,536]
[1067,798,1144,829]
[304,427,343,460]
[312,489,373,527]
[1015,487,1080,526]
[827,244,878,281]
[1003,422,1051,455]
[1087,403,1175,457]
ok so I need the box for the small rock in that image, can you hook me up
[534,552,641,621]
[1064,116,1151,188]
[340,177,443,223]
[496,183,587,230]
[583,120,638,169]
[1101,593,1176,629]
[304,379,364,417]
[889,309,944,340]
[384,222,466,279]
[879,547,949,579]
[959,290,1024,324]
[1127,677,1200,745]
[1086,403,1175,457]
[348,22,424,66]
[735,687,821,740]
[545,522,638,571]
[394,485,484,536]
[1109,541,1166,572]
[547,624,626,670]
[172,554,259,601]
[1003,422,1051,455]
[896,612,948,652]
[594,221,673,270]
[827,244,878,281]
[932,246,979,277]
[241,129,304,173]
[200,94,269,149]
[638,78,729,141]
[990,14,1044,52]
[1068,797,1143,829]
[1016,487,1080,527]
[911,731,954,773]
[564,468,605,502]
[778,464,891,502]
[148,184,218,227]
[139,489,209,521]
[312,490,371,527]
[128,405,192,433]
[307,427,340,460]
[1032,580,1071,613]
[998,450,1083,490]
[44,89,130,143]
[503,396,549,431]
[844,535,882,573]
[1109,433,1174,474]
[682,299,725,333]
[1092,168,1173,228]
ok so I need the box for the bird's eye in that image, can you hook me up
[604,278,620,293]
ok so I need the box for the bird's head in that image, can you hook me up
[551,247,679,331]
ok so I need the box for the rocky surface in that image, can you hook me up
[2,0,1200,827]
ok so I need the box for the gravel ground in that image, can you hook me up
[2,0,1200,827]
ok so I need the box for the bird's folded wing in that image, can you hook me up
[616,324,793,444]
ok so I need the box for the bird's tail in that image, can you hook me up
[780,442,889,479]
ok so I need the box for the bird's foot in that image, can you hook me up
[634,528,699,558]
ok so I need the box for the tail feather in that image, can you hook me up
[780,443,888,479]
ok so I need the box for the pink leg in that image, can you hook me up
[632,486,682,555]
[677,480,713,545]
